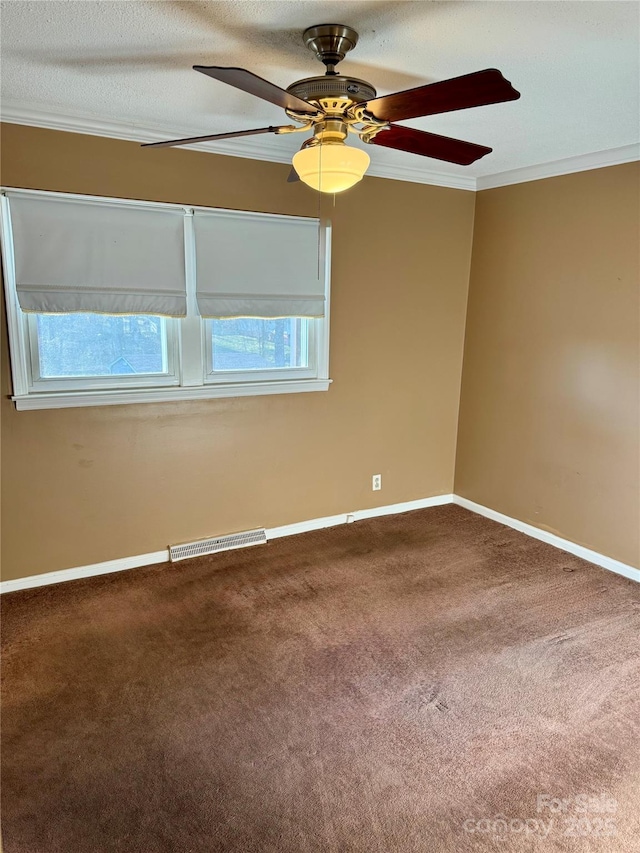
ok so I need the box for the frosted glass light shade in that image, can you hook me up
[292,143,370,193]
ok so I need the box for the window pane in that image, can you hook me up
[35,314,167,378]
[211,318,309,371]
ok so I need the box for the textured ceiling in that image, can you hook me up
[1,0,639,184]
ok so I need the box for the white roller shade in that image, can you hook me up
[194,209,325,318]
[9,192,187,316]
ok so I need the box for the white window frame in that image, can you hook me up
[1,189,332,411]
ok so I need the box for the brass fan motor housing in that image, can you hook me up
[286,75,377,111]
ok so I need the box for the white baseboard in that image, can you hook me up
[452,496,640,584]
[1,493,637,593]
[0,550,170,595]
[0,495,454,594]
[267,494,454,539]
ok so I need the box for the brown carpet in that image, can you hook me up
[1,505,639,852]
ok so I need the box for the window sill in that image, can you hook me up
[11,378,332,411]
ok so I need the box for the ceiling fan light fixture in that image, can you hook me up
[292,141,370,194]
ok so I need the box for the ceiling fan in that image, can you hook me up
[142,24,520,193]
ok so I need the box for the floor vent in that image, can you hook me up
[169,529,267,562]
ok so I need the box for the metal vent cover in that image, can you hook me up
[169,528,267,562]
[287,75,376,105]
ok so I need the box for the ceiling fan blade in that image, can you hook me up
[364,69,520,122]
[194,66,315,114]
[287,167,300,183]
[370,124,492,166]
[142,126,288,149]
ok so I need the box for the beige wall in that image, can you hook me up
[455,163,640,567]
[2,125,637,582]
[0,123,475,581]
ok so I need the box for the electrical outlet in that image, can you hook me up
[372,474,382,491]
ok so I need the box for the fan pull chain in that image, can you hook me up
[317,143,323,280]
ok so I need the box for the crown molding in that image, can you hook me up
[476,144,640,190]
[1,102,638,192]
[0,102,296,160]
[364,157,475,191]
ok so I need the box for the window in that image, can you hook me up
[206,318,315,381]
[1,189,331,410]
[27,313,178,392]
